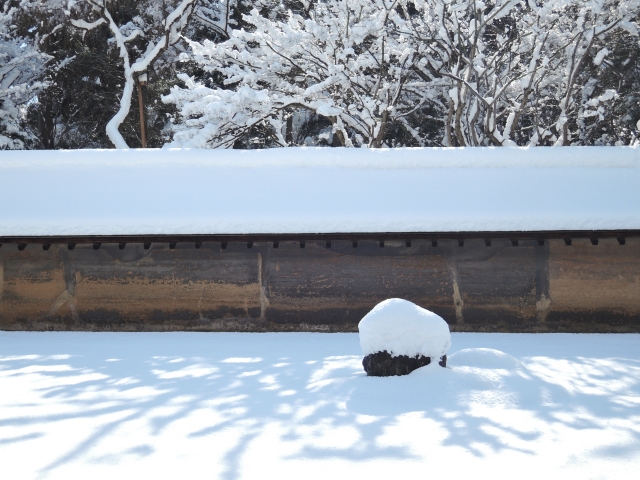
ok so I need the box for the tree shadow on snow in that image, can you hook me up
[0,333,639,479]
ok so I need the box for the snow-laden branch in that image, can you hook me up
[407,0,639,146]
[165,0,428,148]
[68,0,199,148]
[69,18,105,30]
[164,0,640,148]
[1,4,52,149]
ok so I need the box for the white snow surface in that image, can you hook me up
[358,299,451,358]
[1,332,639,479]
[1,146,640,236]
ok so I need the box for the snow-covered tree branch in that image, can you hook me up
[164,0,441,148]
[67,0,199,148]
[408,0,640,146]
[0,2,51,149]
[164,0,640,148]
[3,0,637,149]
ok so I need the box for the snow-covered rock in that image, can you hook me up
[358,299,451,376]
[359,299,451,358]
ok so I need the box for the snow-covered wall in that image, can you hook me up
[0,147,639,236]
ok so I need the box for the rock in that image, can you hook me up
[362,350,447,377]
[358,298,451,376]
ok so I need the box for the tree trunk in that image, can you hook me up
[137,81,146,148]
[285,115,293,144]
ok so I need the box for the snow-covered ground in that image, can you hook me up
[1,332,639,479]
[1,147,639,235]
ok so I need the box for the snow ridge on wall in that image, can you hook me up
[0,146,638,169]
[0,147,639,236]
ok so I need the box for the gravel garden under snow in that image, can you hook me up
[1,332,639,479]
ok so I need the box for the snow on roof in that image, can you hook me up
[0,146,639,236]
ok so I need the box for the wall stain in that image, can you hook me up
[534,241,551,321]
[258,251,270,320]
[446,250,464,324]
[50,247,80,325]
[0,257,4,304]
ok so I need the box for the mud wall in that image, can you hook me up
[1,238,639,332]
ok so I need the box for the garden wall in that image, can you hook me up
[2,237,638,332]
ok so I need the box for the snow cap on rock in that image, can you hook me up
[358,299,451,358]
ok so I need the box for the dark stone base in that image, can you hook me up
[362,351,447,376]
